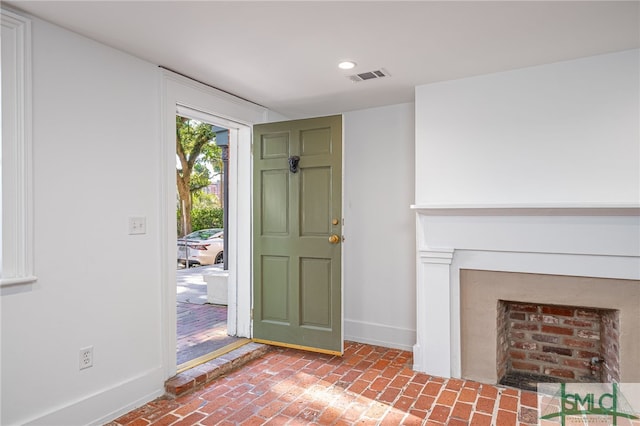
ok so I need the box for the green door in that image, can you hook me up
[253,115,342,355]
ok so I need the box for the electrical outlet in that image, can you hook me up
[79,346,93,370]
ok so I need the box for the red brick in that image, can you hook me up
[428,404,451,423]
[360,369,378,382]
[257,399,287,418]
[479,385,498,399]
[393,395,414,411]
[578,350,600,359]
[542,306,575,317]
[464,381,482,390]
[381,366,402,379]
[563,319,596,328]
[499,395,518,411]
[240,416,266,426]
[470,412,492,426]
[496,409,517,426]
[541,325,574,335]
[411,373,429,384]
[512,341,538,350]
[529,353,558,363]
[414,395,435,411]
[347,379,369,394]
[544,368,575,379]
[576,309,600,318]
[511,361,540,372]
[564,338,596,349]
[509,312,526,320]
[475,397,495,414]
[403,383,424,398]
[451,402,472,420]
[389,374,410,389]
[446,378,465,391]
[151,414,180,426]
[409,409,428,419]
[174,398,205,416]
[341,369,361,383]
[458,387,478,403]
[543,346,572,356]
[227,404,260,423]
[370,377,391,391]
[173,412,206,426]
[509,350,526,360]
[371,359,389,370]
[512,322,539,331]
[510,303,538,313]
[378,387,401,404]
[563,358,589,369]
[520,391,538,408]
[436,389,457,406]
[422,381,443,396]
[501,388,519,397]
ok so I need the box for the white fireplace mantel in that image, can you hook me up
[411,203,640,379]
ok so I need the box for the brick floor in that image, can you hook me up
[110,342,542,425]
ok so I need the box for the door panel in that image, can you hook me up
[261,170,289,235]
[300,167,332,236]
[253,115,342,355]
[300,257,332,328]
[261,256,290,323]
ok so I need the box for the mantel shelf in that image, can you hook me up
[410,203,640,216]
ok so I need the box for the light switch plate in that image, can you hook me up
[128,216,146,235]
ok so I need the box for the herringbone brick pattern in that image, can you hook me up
[111,342,542,425]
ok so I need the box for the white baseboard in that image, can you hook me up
[21,367,164,426]
[344,319,415,352]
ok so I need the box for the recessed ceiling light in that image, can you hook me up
[338,61,357,70]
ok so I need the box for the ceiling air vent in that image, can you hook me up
[348,69,390,83]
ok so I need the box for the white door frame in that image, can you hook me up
[160,70,266,378]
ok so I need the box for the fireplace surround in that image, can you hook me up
[411,205,640,384]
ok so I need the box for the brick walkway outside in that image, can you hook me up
[112,341,542,425]
[177,302,241,365]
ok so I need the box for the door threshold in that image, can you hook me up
[177,338,251,374]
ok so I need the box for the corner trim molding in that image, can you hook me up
[1,9,35,288]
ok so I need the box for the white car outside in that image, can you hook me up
[177,228,224,266]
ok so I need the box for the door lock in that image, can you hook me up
[328,234,341,244]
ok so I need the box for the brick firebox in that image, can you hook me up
[496,301,619,390]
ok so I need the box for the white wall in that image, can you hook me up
[1,14,165,426]
[343,103,416,351]
[415,49,640,206]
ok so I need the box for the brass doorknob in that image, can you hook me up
[328,234,340,244]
